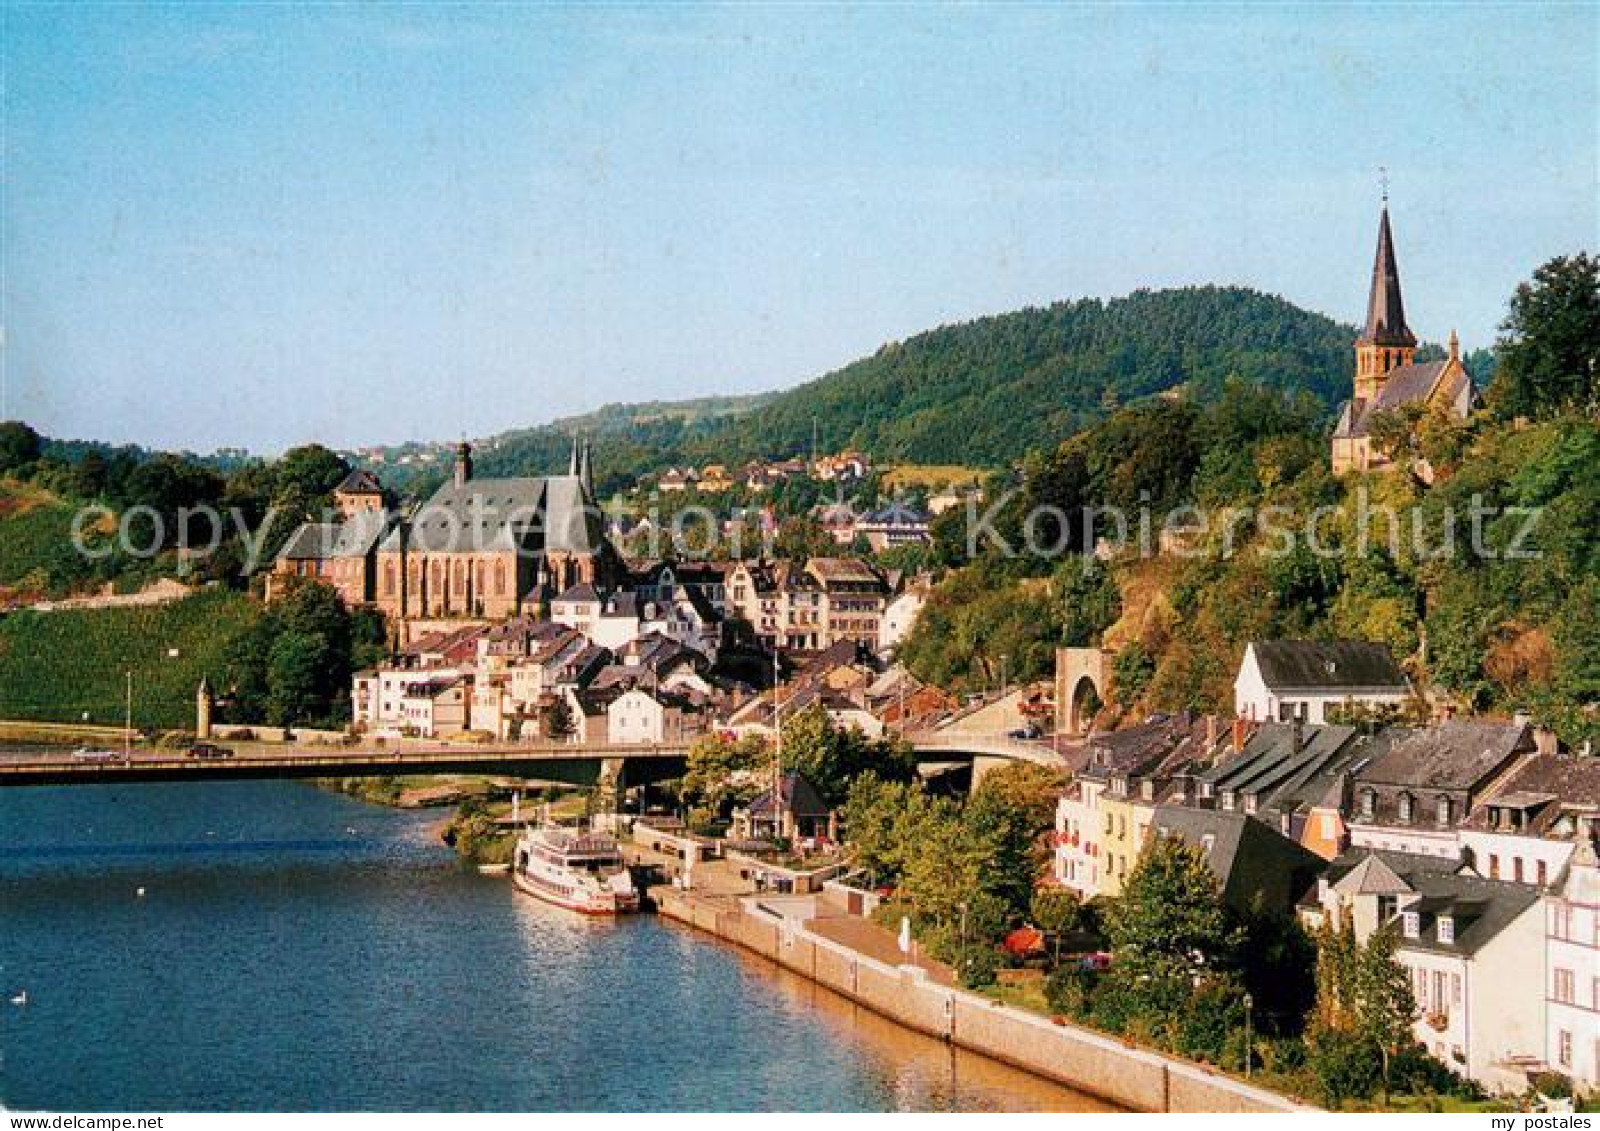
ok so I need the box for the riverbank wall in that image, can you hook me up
[653,885,1315,1114]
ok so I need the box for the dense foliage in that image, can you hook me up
[899,255,1600,747]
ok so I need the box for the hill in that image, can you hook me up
[0,588,261,729]
[450,287,1366,487]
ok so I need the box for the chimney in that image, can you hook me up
[1534,726,1559,758]
[1291,715,1305,755]
[1231,716,1245,754]
[453,440,473,488]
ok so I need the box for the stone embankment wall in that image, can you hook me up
[654,887,1314,1114]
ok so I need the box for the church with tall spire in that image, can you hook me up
[1331,201,1474,479]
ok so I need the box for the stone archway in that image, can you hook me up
[1055,646,1112,735]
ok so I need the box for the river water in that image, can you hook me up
[0,780,1108,1112]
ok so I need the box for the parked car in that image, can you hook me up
[186,743,235,760]
[71,747,118,761]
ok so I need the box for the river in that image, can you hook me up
[0,779,1109,1112]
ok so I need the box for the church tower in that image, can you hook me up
[1354,205,1418,402]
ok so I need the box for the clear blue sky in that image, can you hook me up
[3,3,1595,454]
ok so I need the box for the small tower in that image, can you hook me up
[452,439,473,488]
[1354,204,1418,402]
[195,678,213,740]
[567,436,580,477]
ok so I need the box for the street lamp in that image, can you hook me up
[1243,992,1254,1079]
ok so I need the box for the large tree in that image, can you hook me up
[1488,253,1600,422]
[1103,835,1243,1023]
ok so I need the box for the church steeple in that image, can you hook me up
[1354,204,1418,400]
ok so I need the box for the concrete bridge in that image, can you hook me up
[0,741,691,789]
[0,725,1078,790]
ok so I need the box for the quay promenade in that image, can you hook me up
[639,855,1314,1114]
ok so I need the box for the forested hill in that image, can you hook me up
[475,286,1364,485]
[725,286,1357,466]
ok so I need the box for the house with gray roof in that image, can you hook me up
[1234,638,1410,724]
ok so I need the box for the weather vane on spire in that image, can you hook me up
[1379,165,1389,204]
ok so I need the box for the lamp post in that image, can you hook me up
[1243,992,1254,1079]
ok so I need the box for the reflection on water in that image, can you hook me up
[0,781,1109,1112]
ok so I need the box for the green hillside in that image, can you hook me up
[473,287,1361,486]
[0,588,260,729]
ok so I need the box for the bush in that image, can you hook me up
[1174,977,1247,1064]
[1532,1071,1572,1100]
[1308,1027,1381,1109]
[1044,965,1099,1019]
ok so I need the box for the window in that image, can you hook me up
[1537,859,1548,886]
[1555,968,1575,1004]
[1436,797,1452,826]
[1558,1029,1572,1068]
[1488,854,1500,879]
[1438,916,1454,944]
[1360,790,1376,819]
[1403,911,1420,939]
[1398,793,1414,823]
[1200,834,1216,856]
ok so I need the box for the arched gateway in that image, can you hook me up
[1054,646,1112,735]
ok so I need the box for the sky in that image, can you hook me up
[2,3,1596,455]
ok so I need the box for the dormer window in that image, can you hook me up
[1244,794,1258,815]
[1200,833,1216,856]
[1402,911,1420,939]
[1141,781,1154,801]
[1221,790,1236,812]
[1436,797,1453,827]
[1360,790,1376,819]
[1438,916,1455,944]
[1398,793,1414,824]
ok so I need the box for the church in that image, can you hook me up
[1330,204,1474,478]
[271,438,623,625]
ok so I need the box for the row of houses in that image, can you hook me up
[654,451,873,494]
[1050,639,1598,1096]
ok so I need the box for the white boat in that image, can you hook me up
[512,824,639,915]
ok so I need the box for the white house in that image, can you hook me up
[878,584,927,655]
[1310,853,1548,1093]
[606,687,703,746]
[1235,639,1410,724]
[1547,839,1599,1094]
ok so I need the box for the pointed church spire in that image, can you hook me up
[1360,205,1417,349]
[578,437,593,498]
[567,435,580,477]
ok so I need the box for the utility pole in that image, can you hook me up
[123,670,133,761]
[771,640,784,841]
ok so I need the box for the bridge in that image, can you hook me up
[0,726,1079,790]
[0,741,690,789]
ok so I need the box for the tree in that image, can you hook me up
[965,761,1064,916]
[1103,835,1243,1026]
[779,702,915,805]
[0,421,43,474]
[1030,885,1085,964]
[1353,925,1418,1100]
[1488,253,1600,422]
[545,697,578,742]
[682,731,768,814]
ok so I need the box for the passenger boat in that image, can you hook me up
[512,823,639,915]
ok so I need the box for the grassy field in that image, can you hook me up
[0,588,260,729]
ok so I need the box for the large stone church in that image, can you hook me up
[1331,204,1474,477]
[271,439,622,623]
